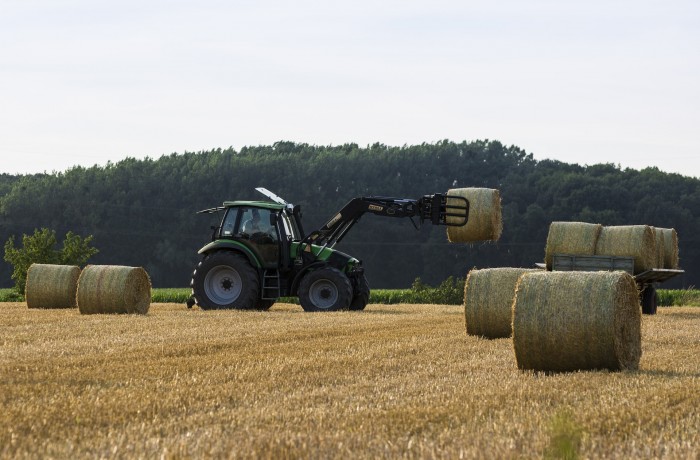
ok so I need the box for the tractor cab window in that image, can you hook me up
[237,207,279,265]
[238,208,277,240]
[220,209,238,237]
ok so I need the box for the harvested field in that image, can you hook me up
[1,302,698,459]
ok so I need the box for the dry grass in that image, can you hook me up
[1,302,698,459]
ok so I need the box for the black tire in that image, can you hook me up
[641,285,658,315]
[298,267,353,312]
[191,251,259,310]
[349,274,370,311]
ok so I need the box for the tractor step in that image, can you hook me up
[262,269,281,300]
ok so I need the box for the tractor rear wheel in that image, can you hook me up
[192,251,259,310]
[349,274,370,311]
[298,267,353,312]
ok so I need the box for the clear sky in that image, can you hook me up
[1,0,698,177]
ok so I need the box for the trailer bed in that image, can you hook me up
[544,254,685,315]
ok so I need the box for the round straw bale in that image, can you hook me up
[77,265,151,315]
[652,227,665,269]
[660,228,679,269]
[594,225,656,273]
[512,271,641,372]
[25,264,81,309]
[464,267,540,338]
[544,222,602,270]
[446,188,502,243]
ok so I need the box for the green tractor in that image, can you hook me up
[187,188,468,312]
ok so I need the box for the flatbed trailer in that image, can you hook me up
[535,254,685,315]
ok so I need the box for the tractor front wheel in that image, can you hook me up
[298,267,353,312]
[349,274,370,311]
[191,251,259,310]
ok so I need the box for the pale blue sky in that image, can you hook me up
[1,0,698,177]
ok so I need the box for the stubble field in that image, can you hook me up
[1,302,698,459]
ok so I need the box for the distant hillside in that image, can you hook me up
[1,140,698,288]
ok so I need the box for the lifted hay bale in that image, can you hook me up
[512,270,641,372]
[446,188,502,242]
[660,228,679,269]
[595,225,656,273]
[544,222,602,270]
[464,267,539,338]
[25,264,81,309]
[77,265,151,315]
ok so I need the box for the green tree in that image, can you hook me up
[4,228,99,293]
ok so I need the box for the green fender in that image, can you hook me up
[197,240,262,269]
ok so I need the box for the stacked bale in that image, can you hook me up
[660,228,679,269]
[594,225,656,273]
[544,222,602,270]
[652,227,666,269]
[77,265,151,315]
[512,271,641,372]
[464,267,539,338]
[446,188,502,243]
[25,264,80,309]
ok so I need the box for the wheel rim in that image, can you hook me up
[309,279,339,309]
[204,265,243,305]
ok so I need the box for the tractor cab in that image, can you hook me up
[205,200,303,269]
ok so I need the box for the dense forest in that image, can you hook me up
[1,140,698,289]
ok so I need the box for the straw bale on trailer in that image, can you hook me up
[77,265,151,315]
[446,188,502,243]
[25,264,80,309]
[660,228,679,269]
[544,222,602,270]
[652,227,666,270]
[512,270,641,372]
[464,267,539,338]
[594,225,656,273]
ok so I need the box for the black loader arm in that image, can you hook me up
[304,193,469,248]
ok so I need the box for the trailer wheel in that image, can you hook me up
[192,251,259,310]
[349,274,370,311]
[298,267,352,312]
[641,285,658,315]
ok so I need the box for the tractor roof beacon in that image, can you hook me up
[187,187,469,312]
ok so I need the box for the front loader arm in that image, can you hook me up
[304,193,469,249]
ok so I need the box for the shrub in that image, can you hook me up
[4,228,98,294]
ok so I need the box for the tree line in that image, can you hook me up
[1,140,698,288]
